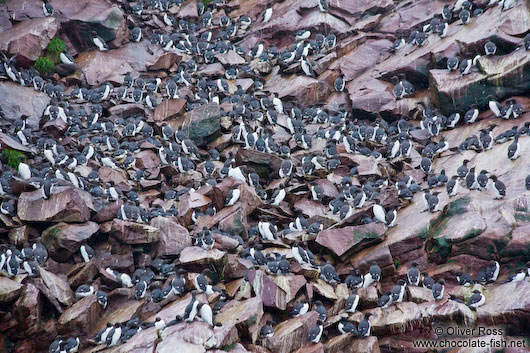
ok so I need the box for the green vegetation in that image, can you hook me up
[35,56,55,76]
[445,196,470,217]
[514,213,530,222]
[393,258,401,269]
[417,226,429,240]
[1,149,26,169]
[47,37,66,57]
[222,342,237,351]
[201,0,213,5]
[463,228,482,239]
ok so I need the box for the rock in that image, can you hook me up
[41,221,99,261]
[326,335,381,353]
[366,300,475,336]
[316,223,386,257]
[17,186,93,223]
[178,192,213,219]
[215,50,246,65]
[265,72,331,108]
[39,267,74,307]
[155,324,211,353]
[216,297,264,343]
[76,42,164,86]
[476,281,530,329]
[147,52,181,70]
[176,0,199,18]
[58,0,128,50]
[0,17,59,61]
[236,149,283,178]
[246,270,306,310]
[153,98,187,121]
[263,312,318,353]
[134,150,160,170]
[111,219,160,244]
[0,132,34,154]
[0,277,23,303]
[179,246,226,265]
[181,103,221,145]
[150,216,191,256]
[407,286,433,304]
[102,327,157,353]
[292,343,324,353]
[67,261,99,289]
[14,283,41,335]
[224,254,253,280]
[0,82,50,129]
[57,294,102,335]
[8,225,30,246]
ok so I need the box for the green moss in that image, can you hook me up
[515,213,530,222]
[1,149,26,169]
[35,56,54,76]
[222,342,237,351]
[463,228,482,239]
[445,196,471,218]
[417,226,429,240]
[393,258,401,269]
[515,206,528,212]
[46,37,66,57]
[246,314,257,326]
[201,0,213,5]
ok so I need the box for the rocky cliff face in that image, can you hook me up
[0,0,530,352]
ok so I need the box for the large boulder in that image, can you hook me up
[246,270,306,310]
[0,82,50,129]
[41,221,99,261]
[39,267,74,307]
[181,103,221,146]
[0,17,59,61]
[316,223,386,257]
[476,281,530,330]
[263,312,318,353]
[111,219,160,244]
[14,283,41,335]
[0,277,23,303]
[57,294,102,335]
[57,0,128,50]
[17,186,93,223]
[150,216,192,257]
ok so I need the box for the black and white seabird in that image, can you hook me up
[80,244,94,262]
[291,301,309,317]
[338,319,357,335]
[431,280,445,300]
[91,31,109,51]
[225,187,241,206]
[262,7,273,23]
[467,289,485,308]
[345,291,360,312]
[422,273,434,289]
[407,262,420,286]
[96,290,108,309]
[75,284,95,298]
[507,135,520,160]
[260,321,274,338]
[183,292,200,322]
[358,313,372,337]
[485,260,500,282]
[308,322,324,343]
[456,272,474,286]
[506,269,526,282]
[484,41,497,55]
[363,262,381,288]
[378,291,393,308]
[489,175,506,199]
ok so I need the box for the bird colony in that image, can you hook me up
[0,0,529,352]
